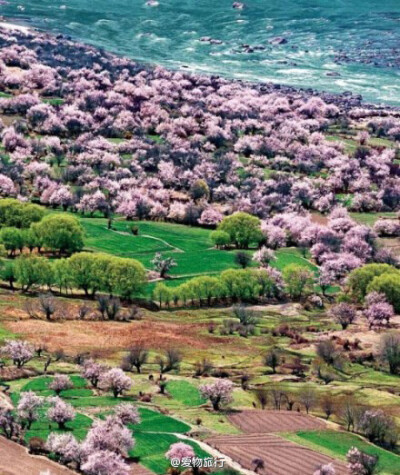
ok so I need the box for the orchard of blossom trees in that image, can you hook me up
[0,26,398,233]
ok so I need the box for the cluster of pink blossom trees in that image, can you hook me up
[259,206,398,287]
[45,403,140,474]
[0,26,398,232]
[6,375,140,475]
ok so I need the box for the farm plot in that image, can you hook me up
[206,433,349,475]
[228,410,327,433]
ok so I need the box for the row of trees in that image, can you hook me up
[0,213,84,256]
[2,252,146,299]
[153,263,318,307]
[153,267,284,307]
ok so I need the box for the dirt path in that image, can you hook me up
[0,436,75,475]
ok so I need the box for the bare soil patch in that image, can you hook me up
[4,319,231,356]
[228,410,327,433]
[0,436,75,475]
[207,433,349,475]
[129,464,155,475]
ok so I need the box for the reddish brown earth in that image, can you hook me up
[129,464,155,475]
[228,410,327,433]
[4,318,234,357]
[0,436,75,475]
[207,433,349,475]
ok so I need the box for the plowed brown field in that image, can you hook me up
[207,433,349,475]
[228,410,327,433]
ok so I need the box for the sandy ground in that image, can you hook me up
[0,437,75,475]
[0,22,31,34]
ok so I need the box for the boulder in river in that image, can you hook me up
[269,36,288,45]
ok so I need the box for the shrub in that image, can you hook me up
[28,437,46,455]
[235,251,251,268]
[367,272,400,312]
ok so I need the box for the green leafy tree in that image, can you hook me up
[0,199,44,228]
[93,254,116,295]
[15,255,53,291]
[210,230,230,249]
[68,253,104,297]
[1,261,16,290]
[53,259,73,294]
[177,282,193,306]
[21,228,40,253]
[195,276,221,306]
[253,269,281,299]
[1,227,24,256]
[220,269,259,301]
[108,258,146,299]
[282,264,314,300]
[153,282,172,307]
[218,212,262,249]
[31,214,84,255]
[347,263,398,301]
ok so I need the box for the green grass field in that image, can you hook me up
[25,410,93,442]
[284,430,400,475]
[166,380,206,407]
[80,216,318,281]
[131,432,209,474]
[82,217,241,276]
[325,132,396,155]
[350,212,397,227]
[134,407,190,433]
